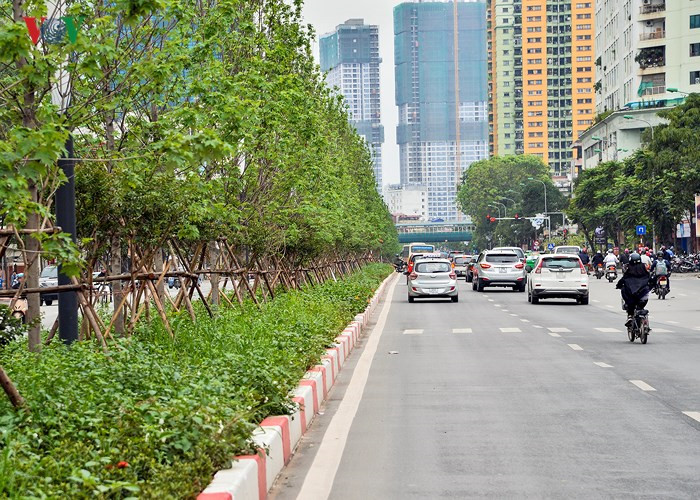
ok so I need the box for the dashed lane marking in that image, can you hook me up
[548,327,572,333]
[547,332,561,338]
[605,305,615,309]
[694,327,700,331]
[679,293,688,297]
[509,314,518,317]
[667,320,679,325]
[488,299,495,302]
[533,325,543,329]
[568,344,583,351]
[500,327,521,333]
[594,362,613,368]
[452,328,473,334]
[630,380,656,392]
[520,319,530,323]
[403,329,423,335]
[592,299,600,303]
[595,327,622,333]
[494,304,502,308]
[501,309,509,312]
[653,328,673,333]
[683,411,700,423]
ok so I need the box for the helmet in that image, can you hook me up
[624,248,630,253]
[596,250,602,255]
[646,251,651,256]
[630,253,641,263]
[607,249,613,254]
[657,252,664,258]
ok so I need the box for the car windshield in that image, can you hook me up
[415,262,451,273]
[485,254,519,263]
[454,257,468,265]
[542,258,580,269]
[40,266,57,278]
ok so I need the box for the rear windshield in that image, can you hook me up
[412,245,434,253]
[454,257,469,265]
[485,254,519,263]
[542,258,580,269]
[555,247,579,254]
[415,262,451,273]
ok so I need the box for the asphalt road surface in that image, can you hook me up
[271,273,700,499]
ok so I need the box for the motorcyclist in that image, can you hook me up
[616,253,651,327]
[619,248,630,267]
[641,250,652,270]
[651,251,671,291]
[603,249,618,268]
[591,250,604,269]
[578,248,590,271]
[393,254,405,272]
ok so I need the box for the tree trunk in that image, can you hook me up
[111,235,125,336]
[24,186,41,352]
[154,248,165,303]
[209,240,220,306]
[0,365,24,408]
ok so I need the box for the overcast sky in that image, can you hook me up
[301,0,402,186]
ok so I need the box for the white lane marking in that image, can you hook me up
[520,319,530,323]
[533,325,543,329]
[488,299,495,302]
[297,275,398,499]
[667,320,679,325]
[494,304,502,308]
[694,327,700,331]
[594,362,613,368]
[630,380,656,392]
[500,327,521,333]
[547,332,561,338]
[679,293,688,297]
[548,327,572,333]
[452,328,473,334]
[595,327,622,333]
[403,329,423,335]
[592,299,600,303]
[568,343,583,351]
[683,411,700,423]
[483,295,489,298]
[605,305,614,309]
[501,309,509,312]
[509,313,518,317]
[653,328,673,333]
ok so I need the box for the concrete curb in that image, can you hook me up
[198,273,392,500]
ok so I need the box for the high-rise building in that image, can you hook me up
[487,0,595,177]
[320,19,384,192]
[394,1,488,221]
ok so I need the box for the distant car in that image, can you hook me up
[452,255,471,277]
[553,245,581,255]
[407,258,458,302]
[472,251,526,292]
[491,246,526,261]
[527,254,589,304]
[39,265,58,306]
[526,252,540,269]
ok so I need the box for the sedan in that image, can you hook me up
[407,258,458,303]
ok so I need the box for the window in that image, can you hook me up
[691,43,700,57]
[691,71,700,85]
[691,15,700,29]
[576,13,591,19]
[527,5,542,11]
[527,27,542,33]
[576,24,591,30]
[576,56,591,62]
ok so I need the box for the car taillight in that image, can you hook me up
[534,261,543,274]
[479,263,492,269]
[579,260,586,274]
[514,263,524,269]
[449,272,457,280]
[409,272,418,280]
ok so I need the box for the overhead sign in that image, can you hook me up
[636,225,647,236]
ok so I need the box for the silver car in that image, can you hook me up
[472,251,527,292]
[407,258,459,303]
[452,255,471,277]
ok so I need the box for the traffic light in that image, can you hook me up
[490,217,496,223]
[514,213,521,220]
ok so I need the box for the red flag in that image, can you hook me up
[23,17,46,45]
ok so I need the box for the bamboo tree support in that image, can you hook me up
[169,241,199,321]
[0,365,25,408]
[223,241,259,306]
[256,258,275,299]
[177,241,214,318]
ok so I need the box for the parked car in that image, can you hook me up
[452,255,471,277]
[39,265,58,306]
[472,251,526,292]
[527,254,589,304]
[553,245,581,255]
[491,246,526,261]
[407,258,458,303]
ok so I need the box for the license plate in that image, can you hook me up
[498,268,508,273]
[427,289,441,295]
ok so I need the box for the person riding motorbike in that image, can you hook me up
[651,251,671,291]
[393,254,405,272]
[578,248,590,272]
[603,249,618,268]
[640,250,652,270]
[619,249,630,267]
[591,250,604,268]
[616,253,651,327]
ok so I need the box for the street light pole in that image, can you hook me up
[527,177,548,245]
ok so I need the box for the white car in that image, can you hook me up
[407,258,458,303]
[553,245,581,255]
[527,254,589,305]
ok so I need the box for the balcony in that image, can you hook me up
[640,2,665,16]
[640,85,666,96]
[640,30,665,41]
[635,46,665,70]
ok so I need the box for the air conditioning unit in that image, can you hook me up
[646,21,654,27]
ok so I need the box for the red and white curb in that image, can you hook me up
[198,275,391,500]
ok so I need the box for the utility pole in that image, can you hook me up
[453,0,461,221]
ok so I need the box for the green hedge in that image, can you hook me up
[0,263,391,499]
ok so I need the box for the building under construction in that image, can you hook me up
[394,0,488,220]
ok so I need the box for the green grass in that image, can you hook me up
[0,263,391,499]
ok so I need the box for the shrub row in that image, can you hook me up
[0,263,391,499]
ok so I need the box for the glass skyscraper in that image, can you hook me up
[394,0,488,220]
[320,19,384,192]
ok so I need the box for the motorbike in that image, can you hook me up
[393,261,406,273]
[627,307,650,344]
[595,263,604,280]
[605,264,617,283]
[654,275,669,300]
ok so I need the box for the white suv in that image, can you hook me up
[527,254,589,305]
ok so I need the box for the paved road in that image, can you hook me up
[271,273,700,499]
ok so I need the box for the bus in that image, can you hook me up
[407,242,435,258]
